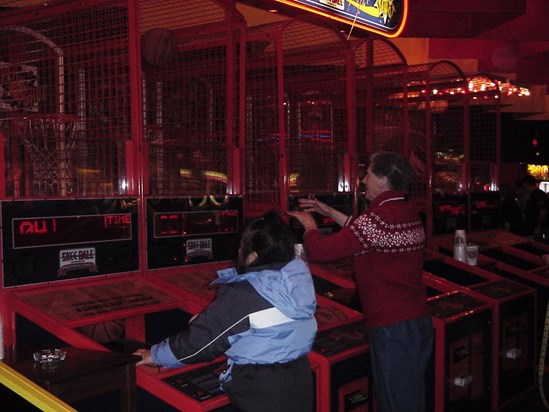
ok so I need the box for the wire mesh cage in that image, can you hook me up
[244,16,354,215]
[0,0,245,198]
[404,60,468,197]
[353,37,409,176]
[0,1,132,197]
[467,73,501,193]
[11,113,81,196]
[139,0,246,197]
[469,105,498,163]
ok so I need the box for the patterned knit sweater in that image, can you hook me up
[303,190,429,328]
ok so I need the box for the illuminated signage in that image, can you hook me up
[153,210,240,238]
[12,214,132,249]
[276,0,408,37]
[527,164,549,181]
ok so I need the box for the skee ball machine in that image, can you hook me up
[425,282,493,412]
[0,0,207,354]
[422,252,536,410]
[434,229,549,355]
[147,194,373,412]
[131,195,245,412]
[0,1,248,410]
[241,18,375,411]
[1,197,188,349]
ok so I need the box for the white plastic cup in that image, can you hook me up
[466,244,479,266]
[453,230,467,262]
[294,243,307,262]
[454,230,467,246]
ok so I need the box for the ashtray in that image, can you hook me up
[33,349,67,364]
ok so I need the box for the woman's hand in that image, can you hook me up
[286,210,317,231]
[297,198,333,216]
[291,198,350,228]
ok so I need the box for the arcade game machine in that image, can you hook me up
[0,0,202,350]
[433,229,549,357]
[239,18,375,411]
[309,304,371,412]
[424,277,493,412]
[0,1,249,410]
[146,194,371,412]
[422,251,536,410]
[126,0,248,409]
[130,196,245,412]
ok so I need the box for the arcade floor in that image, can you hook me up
[6,382,547,412]
[500,379,549,412]
[501,396,548,412]
[3,360,549,411]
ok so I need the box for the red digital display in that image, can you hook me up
[153,210,239,238]
[12,214,132,249]
[321,216,336,225]
[473,200,498,210]
[436,203,466,216]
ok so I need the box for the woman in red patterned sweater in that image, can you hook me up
[288,151,433,412]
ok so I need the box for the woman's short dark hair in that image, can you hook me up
[370,151,413,192]
[238,210,295,272]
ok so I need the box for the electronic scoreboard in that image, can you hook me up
[146,196,243,269]
[2,198,139,287]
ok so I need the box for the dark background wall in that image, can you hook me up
[502,114,549,163]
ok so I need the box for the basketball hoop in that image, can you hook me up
[12,113,80,196]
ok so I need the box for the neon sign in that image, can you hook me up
[276,0,408,37]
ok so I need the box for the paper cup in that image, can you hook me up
[466,244,479,266]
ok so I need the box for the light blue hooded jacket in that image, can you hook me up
[151,259,317,375]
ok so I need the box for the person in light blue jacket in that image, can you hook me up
[134,210,317,412]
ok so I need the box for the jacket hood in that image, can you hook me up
[212,259,316,320]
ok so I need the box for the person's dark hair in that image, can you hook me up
[238,210,295,273]
[370,151,413,191]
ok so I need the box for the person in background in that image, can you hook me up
[518,174,549,242]
[133,211,317,412]
[288,151,433,412]
[499,182,526,235]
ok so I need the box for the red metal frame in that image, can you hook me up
[309,318,371,412]
[308,258,356,290]
[5,273,238,410]
[136,359,232,412]
[4,275,185,343]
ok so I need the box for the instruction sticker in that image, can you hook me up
[186,238,213,261]
[58,247,97,276]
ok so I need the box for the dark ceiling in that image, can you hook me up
[238,0,549,91]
